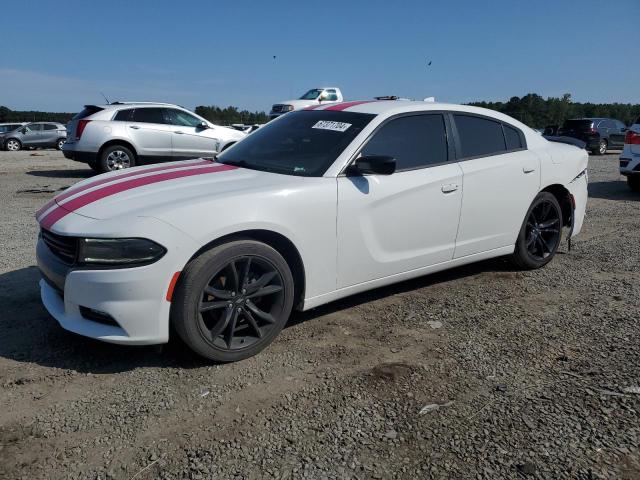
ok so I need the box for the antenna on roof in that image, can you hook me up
[100,92,111,104]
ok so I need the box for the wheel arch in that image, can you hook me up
[4,137,21,149]
[186,229,306,310]
[220,141,236,152]
[540,184,572,227]
[98,139,138,159]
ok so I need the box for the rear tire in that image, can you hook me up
[628,176,640,193]
[591,139,607,155]
[511,192,563,270]
[5,139,21,151]
[56,138,65,150]
[98,145,135,173]
[172,240,295,362]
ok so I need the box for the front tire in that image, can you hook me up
[5,139,21,151]
[628,176,640,193]
[172,240,295,362]
[56,138,66,150]
[99,144,135,172]
[511,192,563,270]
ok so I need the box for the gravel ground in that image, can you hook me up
[0,149,638,480]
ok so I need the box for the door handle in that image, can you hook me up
[129,125,140,130]
[441,184,459,193]
[174,131,184,134]
[523,167,536,174]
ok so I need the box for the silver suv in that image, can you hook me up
[2,122,67,151]
[62,102,246,172]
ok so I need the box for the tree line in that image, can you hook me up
[469,93,640,128]
[2,93,639,128]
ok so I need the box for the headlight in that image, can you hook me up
[78,238,166,266]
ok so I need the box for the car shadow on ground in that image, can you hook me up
[0,258,516,374]
[588,179,639,201]
[26,169,94,179]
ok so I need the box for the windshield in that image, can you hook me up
[561,119,593,130]
[299,89,324,100]
[217,110,375,177]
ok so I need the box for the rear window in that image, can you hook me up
[504,124,523,150]
[43,124,57,130]
[561,119,593,130]
[72,105,104,120]
[453,114,506,158]
[113,109,134,121]
[131,108,165,124]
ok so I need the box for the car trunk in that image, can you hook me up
[558,120,597,142]
[66,105,104,143]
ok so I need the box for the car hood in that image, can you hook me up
[37,159,299,229]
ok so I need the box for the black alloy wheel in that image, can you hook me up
[172,240,294,362]
[512,192,563,269]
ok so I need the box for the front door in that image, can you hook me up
[20,123,43,146]
[126,108,173,161]
[163,108,218,158]
[337,113,463,288]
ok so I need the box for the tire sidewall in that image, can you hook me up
[514,192,562,269]
[99,145,135,173]
[5,139,21,151]
[172,240,295,362]
[56,138,65,150]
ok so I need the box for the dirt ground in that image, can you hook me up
[0,149,638,480]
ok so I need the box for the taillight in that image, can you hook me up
[75,119,91,140]
[624,130,640,145]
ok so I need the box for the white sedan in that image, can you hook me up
[36,100,588,362]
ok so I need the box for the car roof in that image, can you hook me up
[94,102,182,109]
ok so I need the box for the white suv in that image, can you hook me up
[62,102,246,172]
[620,116,640,192]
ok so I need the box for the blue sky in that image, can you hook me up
[1,0,638,112]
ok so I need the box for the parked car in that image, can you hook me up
[2,122,67,151]
[0,122,26,134]
[62,102,247,173]
[36,100,588,362]
[269,87,343,119]
[557,118,627,155]
[620,115,640,192]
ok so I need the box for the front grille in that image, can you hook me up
[620,160,630,168]
[41,229,78,264]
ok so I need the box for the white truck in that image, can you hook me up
[269,87,343,119]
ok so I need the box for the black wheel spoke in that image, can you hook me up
[539,235,551,254]
[246,300,275,324]
[208,305,234,338]
[248,284,283,299]
[241,257,252,287]
[243,308,263,338]
[229,261,240,291]
[204,286,233,300]
[200,300,229,312]
[539,218,559,229]
[526,232,536,247]
[247,271,277,294]
[224,309,239,348]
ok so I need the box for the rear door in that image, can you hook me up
[610,120,627,148]
[126,108,173,161]
[337,113,463,288]
[42,124,60,146]
[20,123,43,146]
[452,113,540,258]
[163,108,218,158]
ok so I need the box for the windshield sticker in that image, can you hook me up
[312,120,352,132]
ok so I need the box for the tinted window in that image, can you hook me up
[504,124,523,150]
[217,110,375,177]
[72,105,104,120]
[454,114,506,158]
[43,124,57,130]
[0,124,21,133]
[131,108,165,124]
[25,124,42,132]
[562,119,593,131]
[113,109,134,121]
[164,109,202,127]
[325,89,339,101]
[362,114,448,171]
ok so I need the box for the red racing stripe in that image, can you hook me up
[323,100,377,111]
[304,104,324,110]
[39,164,238,230]
[35,159,212,219]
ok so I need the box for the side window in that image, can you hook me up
[131,108,165,124]
[113,109,134,121]
[453,114,506,158]
[163,109,202,127]
[43,124,57,130]
[26,124,42,132]
[325,89,338,102]
[503,124,523,150]
[361,114,448,171]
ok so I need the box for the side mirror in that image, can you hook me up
[318,93,328,103]
[348,155,396,175]
[21,128,27,134]
[198,121,209,129]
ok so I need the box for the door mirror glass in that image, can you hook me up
[198,121,209,130]
[348,155,396,175]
